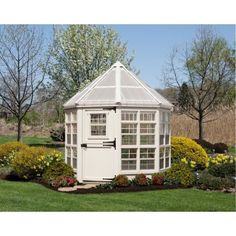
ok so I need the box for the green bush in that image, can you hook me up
[213,143,228,153]
[165,162,194,186]
[0,141,28,167]
[208,163,235,178]
[0,166,14,179]
[152,173,165,185]
[193,139,214,153]
[134,173,148,186]
[11,147,62,179]
[196,171,234,190]
[114,175,129,187]
[171,136,208,169]
[42,161,74,183]
[51,176,77,188]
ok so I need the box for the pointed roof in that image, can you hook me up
[64,61,173,109]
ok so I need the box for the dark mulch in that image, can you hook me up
[0,175,189,194]
[63,184,189,195]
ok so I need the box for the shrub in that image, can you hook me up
[50,126,65,142]
[193,139,214,153]
[196,171,234,190]
[208,163,235,178]
[134,173,148,186]
[213,143,228,153]
[165,162,194,186]
[42,161,74,183]
[152,173,165,185]
[0,141,28,167]
[114,175,129,187]
[51,176,77,188]
[11,147,62,179]
[171,136,208,169]
[208,154,236,166]
[0,166,14,179]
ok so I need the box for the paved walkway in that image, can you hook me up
[58,183,100,192]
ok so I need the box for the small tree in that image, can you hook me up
[165,28,235,140]
[0,25,50,141]
[46,25,136,101]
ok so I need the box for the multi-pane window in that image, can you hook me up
[159,147,170,169]
[121,149,137,170]
[122,123,137,145]
[140,112,155,121]
[121,111,137,121]
[67,124,71,145]
[66,147,71,166]
[165,147,170,168]
[72,147,77,169]
[140,124,155,145]
[159,147,164,169]
[72,124,77,145]
[159,112,170,146]
[140,148,155,169]
[65,110,77,170]
[90,113,106,136]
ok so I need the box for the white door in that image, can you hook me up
[82,110,116,181]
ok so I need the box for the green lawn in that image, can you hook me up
[0,180,235,211]
[0,135,52,145]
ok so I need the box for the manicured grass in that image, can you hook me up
[228,146,236,155]
[0,180,235,211]
[0,135,52,145]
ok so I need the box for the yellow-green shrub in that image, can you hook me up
[165,162,195,186]
[11,146,62,179]
[0,141,28,167]
[171,136,208,169]
[208,154,236,166]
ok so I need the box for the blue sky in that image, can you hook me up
[41,24,234,89]
[6,24,233,88]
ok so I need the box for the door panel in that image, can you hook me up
[82,110,116,180]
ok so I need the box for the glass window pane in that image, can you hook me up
[160,135,164,145]
[91,125,106,136]
[165,147,170,157]
[121,160,136,170]
[140,124,155,134]
[121,111,137,121]
[165,158,170,168]
[122,135,136,145]
[121,124,137,134]
[66,124,71,133]
[140,135,155,145]
[72,134,77,145]
[160,159,164,169]
[140,112,155,121]
[165,135,169,145]
[73,158,77,168]
[72,124,77,133]
[91,114,106,124]
[67,134,71,144]
[67,157,71,165]
[140,160,155,169]
[160,148,164,158]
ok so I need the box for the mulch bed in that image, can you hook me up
[0,175,189,194]
[65,184,189,194]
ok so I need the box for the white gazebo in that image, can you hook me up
[64,61,173,182]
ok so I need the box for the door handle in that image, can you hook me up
[103,138,116,149]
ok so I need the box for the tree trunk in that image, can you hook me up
[198,113,203,140]
[17,118,22,142]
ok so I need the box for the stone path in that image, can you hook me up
[58,183,100,192]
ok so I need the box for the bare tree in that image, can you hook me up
[164,28,235,140]
[0,25,49,141]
